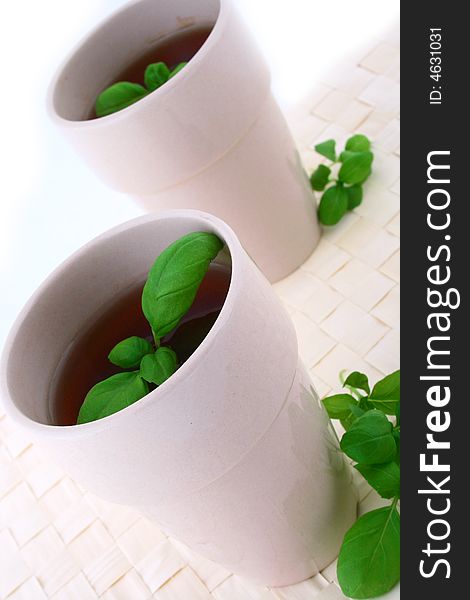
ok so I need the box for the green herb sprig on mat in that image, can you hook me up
[77,232,223,424]
[322,369,400,599]
[310,134,374,226]
[95,61,187,117]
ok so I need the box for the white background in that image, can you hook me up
[0,0,399,346]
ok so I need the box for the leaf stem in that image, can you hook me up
[152,329,160,349]
[345,385,364,401]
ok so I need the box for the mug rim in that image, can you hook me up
[0,209,243,437]
[47,0,227,126]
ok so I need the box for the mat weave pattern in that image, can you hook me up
[0,27,399,600]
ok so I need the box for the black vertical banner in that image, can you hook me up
[402,2,466,598]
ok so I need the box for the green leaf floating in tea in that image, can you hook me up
[95,82,149,117]
[108,336,153,369]
[144,62,171,91]
[95,60,188,117]
[142,232,224,340]
[140,347,178,385]
[77,372,149,424]
[168,62,187,78]
[76,231,224,424]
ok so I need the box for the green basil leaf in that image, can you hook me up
[344,371,370,395]
[358,169,372,185]
[95,82,149,117]
[351,404,366,417]
[318,184,348,226]
[393,428,400,464]
[144,62,171,91]
[169,62,187,78]
[346,184,363,210]
[314,139,336,162]
[140,347,177,385]
[358,396,375,412]
[369,370,400,415]
[345,133,371,153]
[394,429,400,464]
[322,394,357,419]
[340,410,396,464]
[337,506,400,599]
[355,462,400,499]
[338,151,373,185]
[310,164,331,191]
[339,150,357,163]
[396,402,400,426]
[341,404,365,431]
[108,336,153,368]
[77,372,148,424]
[142,232,224,339]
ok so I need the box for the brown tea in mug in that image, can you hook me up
[51,263,231,425]
[90,23,213,119]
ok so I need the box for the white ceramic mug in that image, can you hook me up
[1,210,354,585]
[48,0,320,283]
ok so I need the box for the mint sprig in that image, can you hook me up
[322,370,400,598]
[77,232,223,424]
[95,61,187,117]
[310,134,374,226]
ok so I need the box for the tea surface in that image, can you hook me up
[51,262,231,425]
[91,23,213,118]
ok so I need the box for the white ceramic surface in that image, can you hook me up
[48,0,320,282]
[1,210,355,586]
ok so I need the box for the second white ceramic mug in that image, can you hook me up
[48,0,320,282]
[1,210,355,586]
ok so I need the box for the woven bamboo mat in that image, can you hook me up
[0,26,399,600]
